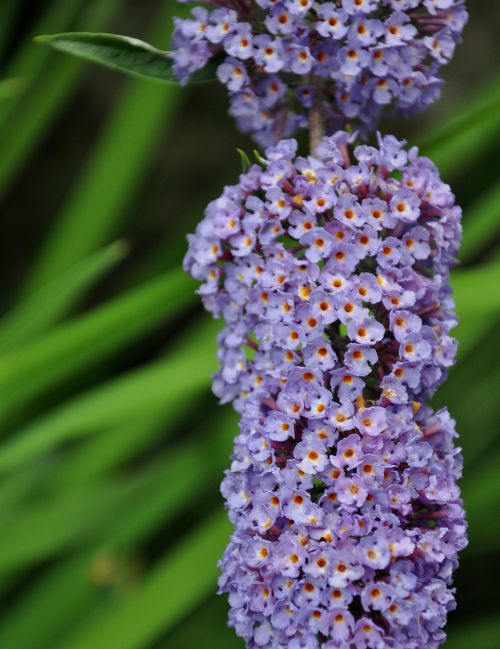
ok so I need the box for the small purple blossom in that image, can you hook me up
[172,0,468,144]
[184,133,467,648]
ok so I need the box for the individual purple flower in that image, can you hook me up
[184,133,467,648]
[172,0,468,144]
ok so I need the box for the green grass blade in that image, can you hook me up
[445,617,500,649]
[455,316,495,360]
[0,0,81,122]
[434,359,500,469]
[59,512,231,649]
[0,412,232,573]
[0,474,144,573]
[0,554,98,649]
[461,447,500,555]
[159,597,243,649]
[451,259,500,319]
[0,241,127,352]
[417,74,500,178]
[460,182,500,263]
[0,410,236,649]
[419,71,500,152]
[0,0,19,60]
[0,76,26,101]
[0,268,197,420]
[0,317,219,474]
[0,0,125,194]
[22,5,182,295]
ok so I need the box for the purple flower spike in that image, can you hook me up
[184,133,467,648]
[172,0,468,144]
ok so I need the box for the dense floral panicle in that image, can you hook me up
[184,133,467,648]
[172,0,467,144]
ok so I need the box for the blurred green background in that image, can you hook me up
[0,1,499,648]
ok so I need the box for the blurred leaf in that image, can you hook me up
[23,6,182,295]
[434,336,500,468]
[0,76,26,101]
[0,473,145,573]
[0,241,127,352]
[0,268,197,420]
[420,70,500,149]
[452,259,500,319]
[160,597,243,649]
[461,447,500,555]
[0,411,233,573]
[455,316,493,360]
[420,72,500,175]
[0,0,125,194]
[0,409,236,649]
[0,0,81,123]
[445,616,500,649]
[0,317,219,474]
[0,0,19,59]
[460,182,500,263]
[59,512,231,649]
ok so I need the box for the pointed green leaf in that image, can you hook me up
[237,149,251,173]
[0,0,128,195]
[22,5,181,294]
[452,259,500,319]
[460,182,500,263]
[34,32,217,84]
[0,269,198,421]
[0,318,219,475]
[0,241,127,352]
[0,77,27,101]
[58,512,231,649]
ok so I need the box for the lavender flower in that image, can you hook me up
[184,132,467,648]
[172,0,468,145]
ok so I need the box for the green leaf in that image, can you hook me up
[460,182,500,263]
[22,6,182,295]
[451,259,500,319]
[58,512,231,649]
[160,597,243,649]
[0,241,127,352]
[433,344,500,469]
[0,0,127,195]
[419,73,500,177]
[420,70,500,152]
[0,268,197,422]
[454,314,497,360]
[0,410,233,573]
[0,77,27,101]
[34,32,217,84]
[0,0,19,60]
[237,149,251,173]
[0,0,82,126]
[34,32,176,82]
[0,318,219,475]
[446,616,500,649]
[461,447,500,555]
[0,410,236,649]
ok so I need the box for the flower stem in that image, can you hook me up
[309,103,325,156]
[309,86,325,155]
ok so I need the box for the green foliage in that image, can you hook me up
[0,2,499,648]
[35,32,217,84]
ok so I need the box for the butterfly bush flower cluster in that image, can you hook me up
[184,132,467,648]
[172,0,468,145]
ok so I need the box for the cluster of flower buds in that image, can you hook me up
[172,0,468,145]
[184,133,467,648]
